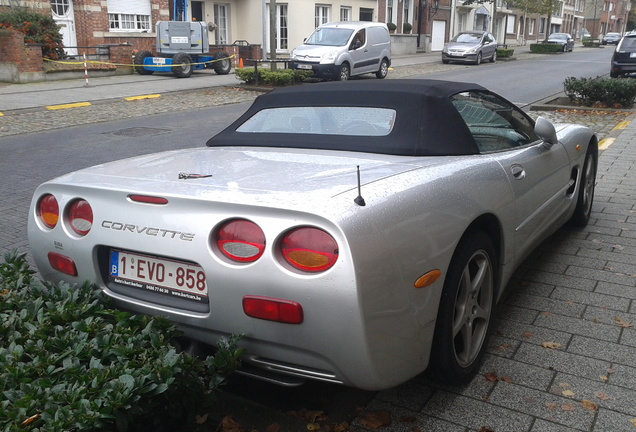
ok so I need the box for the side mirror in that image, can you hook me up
[535,116,558,149]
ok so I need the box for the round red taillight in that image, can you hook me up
[281,227,338,272]
[37,194,59,229]
[216,219,265,262]
[68,199,93,236]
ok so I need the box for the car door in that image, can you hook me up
[451,91,572,261]
[349,29,375,75]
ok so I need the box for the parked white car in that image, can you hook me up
[291,21,391,81]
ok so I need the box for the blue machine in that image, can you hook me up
[134,19,231,78]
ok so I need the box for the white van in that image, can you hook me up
[291,21,392,81]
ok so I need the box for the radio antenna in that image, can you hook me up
[354,165,366,207]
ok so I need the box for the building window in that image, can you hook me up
[213,4,229,44]
[51,0,70,17]
[388,0,393,23]
[107,0,151,32]
[506,14,515,34]
[315,5,331,27]
[108,13,150,31]
[528,18,535,35]
[267,3,288,51]
[340,7,352,21]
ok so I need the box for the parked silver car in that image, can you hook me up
[546,33,575,52]
[28,80,597,391]
[442,31,497,65]
[602,32,622,45]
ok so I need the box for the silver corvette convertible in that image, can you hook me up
[28,80,597,390]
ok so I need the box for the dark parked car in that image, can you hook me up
[442,31,497,65]
[610,33,636,77]
[545,33,574,52]
[602,32,622,45]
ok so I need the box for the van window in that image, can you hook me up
[350,30,366,49]
[306,28,354,46]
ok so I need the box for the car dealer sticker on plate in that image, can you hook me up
[109,250,208,302]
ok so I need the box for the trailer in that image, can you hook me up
[134,21,231,78]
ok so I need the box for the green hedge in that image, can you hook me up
[235,67,314,85]
[530,43,567,53]
[0,251,243,432]
[496,48,515,58]
[564,76,636,108]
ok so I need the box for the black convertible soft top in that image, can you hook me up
[207,79,485,156]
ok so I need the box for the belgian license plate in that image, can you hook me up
[171,36,189,44]
[631,53,636,58]
[109,250,208,302]
[297,64,312,70]
[152,57,166,64]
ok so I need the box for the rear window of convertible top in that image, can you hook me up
[236,107,397,136]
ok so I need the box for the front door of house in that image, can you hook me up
[51,0,78,56]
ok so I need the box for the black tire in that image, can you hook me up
[213,51,232,75]
[490,50,497,63]
[442,59,450,64]
[133,50,154,75]
[172,52,193,78]
[336,63,350,81]
[474,52,482,65]
[376,58,389,79]
[610,69,619,78]
[570,145,597,227]
[563,44,567,52]
[430,231,497,383]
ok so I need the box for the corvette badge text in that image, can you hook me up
[101,220,195,241]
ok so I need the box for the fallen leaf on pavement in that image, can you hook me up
[615,316,633,328]
[478,427,495,432]
[545,402,558,410]
[562,390,575,397]
[195,413,209,424]
[358,411,392,429]
[307,423,320,431]
[265,424,281,432]
[561,403,576,412]
[541,341,561,349]
[485,371,498,382]
[600,375,609,382]
[219,415,244,432]
[630,418,636,427]
[595,392,610,400]
[581,400,599,411]
[522,331,534,339]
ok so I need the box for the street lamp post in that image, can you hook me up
[417,0,426,47]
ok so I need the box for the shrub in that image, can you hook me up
[0,251,243,432]
[0,8,64,59]
[235,67,313,85]
[387,22,397,32]
[530,43,566,53]
[403,23,412,33]
[564,76,636,108]
[496,48,514,58]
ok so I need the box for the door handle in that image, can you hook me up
[511,164,525,180]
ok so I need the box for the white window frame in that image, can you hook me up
[340,6,352,21]
[315,5,331,27]
[528,18,535,35]
[107,0,151,33]
[267,3,289,52]
[506,14,516,34]
[213,4,229,44]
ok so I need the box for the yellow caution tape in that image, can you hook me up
[43,55,235,68]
